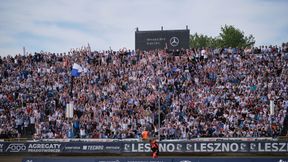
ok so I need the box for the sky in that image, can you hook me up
[0,0,287,56]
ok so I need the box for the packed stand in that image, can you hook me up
[0,43,288,139]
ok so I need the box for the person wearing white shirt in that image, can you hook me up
[80,127,86,138]
[30,115,35,134]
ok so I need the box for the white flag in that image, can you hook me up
[270,100,275,115]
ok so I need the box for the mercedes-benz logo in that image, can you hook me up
[170,37,179,47]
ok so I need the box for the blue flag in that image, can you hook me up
[71,63,83,77]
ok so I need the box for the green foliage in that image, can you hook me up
[219,25,255,48]
[190,33,209,48]
[190,25,255,48]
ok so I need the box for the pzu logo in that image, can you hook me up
[124,144,130,151]
[176,144,182,151]
[6,143,26,152]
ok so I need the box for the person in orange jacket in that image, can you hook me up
[141,128,149,141]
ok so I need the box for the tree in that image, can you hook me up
[209,37,222,48]
[189,25,255,49]
[190,33,220,48]
[219,25,255,48]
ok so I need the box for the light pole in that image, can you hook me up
[158,96,161,141]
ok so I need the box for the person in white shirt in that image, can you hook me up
[80,127,86,138]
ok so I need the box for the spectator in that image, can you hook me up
[0,44,287,140]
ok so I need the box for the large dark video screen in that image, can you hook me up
[135,29,190,51]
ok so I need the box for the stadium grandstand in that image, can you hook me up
[1,0,288,161]
[0,44,288,140]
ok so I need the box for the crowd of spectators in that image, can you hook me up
[0,43,288,139]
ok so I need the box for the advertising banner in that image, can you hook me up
[22,158,288,162]
[1,141,288,154]
[135,29,190,51]
[122,142,288,153]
